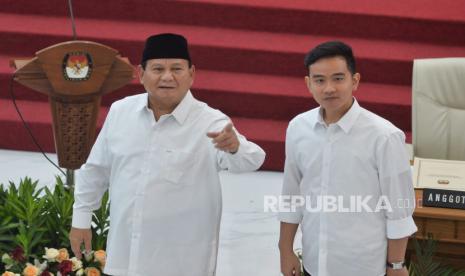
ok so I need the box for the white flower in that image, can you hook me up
[2,253,12,263]
[84,251,94,262]
[43,247,59,262]
[34,258,48,272]
[70,257,83,271]
[76,268,84,276]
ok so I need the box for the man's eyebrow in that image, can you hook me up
[311,72,346,79]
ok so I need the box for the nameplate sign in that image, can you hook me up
[422,188,465,209]
[413,157,465,192]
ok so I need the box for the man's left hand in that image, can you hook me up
[207,122,240,153]
[387,267,408,276]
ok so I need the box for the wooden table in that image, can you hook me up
[410,189,465,269]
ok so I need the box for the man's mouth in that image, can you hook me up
[324,96,338,100]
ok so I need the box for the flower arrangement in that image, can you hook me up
[1,247,106,276]
[0,177,110,276]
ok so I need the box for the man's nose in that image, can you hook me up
[323,81,336,93]
[161,70,174,81]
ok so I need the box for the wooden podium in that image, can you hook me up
[11,41,135,170]
[410,189,465,269]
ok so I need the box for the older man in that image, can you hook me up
[70,33,265,276]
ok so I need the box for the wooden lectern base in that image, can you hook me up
[409,189,465,270]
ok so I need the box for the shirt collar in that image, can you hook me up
[313,98,361,133]
[170,90,194,125]
[136,93,150,112]
[138,90,194,125]
[314,108,326,129]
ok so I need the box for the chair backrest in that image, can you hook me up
[412,58,465,161]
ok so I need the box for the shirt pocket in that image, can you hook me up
[159,148,196,185]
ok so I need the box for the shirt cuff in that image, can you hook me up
[228,141,245,156]
[278,212,303,224]
[220,140,265,172]
[386,215,417,239]
[72,209,93,229]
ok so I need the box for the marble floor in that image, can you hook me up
[0,149,301,276]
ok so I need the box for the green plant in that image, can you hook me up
[0,218,18,252]
[408,236,465,276]
[92,191,110,250]
[2,178,48,258]
[0,183,18,254]
[43,176,75,249]
[0,176,110,262]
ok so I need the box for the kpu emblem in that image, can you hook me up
[62,52,93,81]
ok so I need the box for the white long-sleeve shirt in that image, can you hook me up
[72,91,265,276]
[279,99,417,276]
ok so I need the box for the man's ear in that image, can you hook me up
[304,76,312,95]
[190,64,196,78]
[189,65,196,86]
[137,64,145,84]
[352,72,361,91]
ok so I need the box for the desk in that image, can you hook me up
[410,189,465,269]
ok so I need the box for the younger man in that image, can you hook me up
[278,41,417,276]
